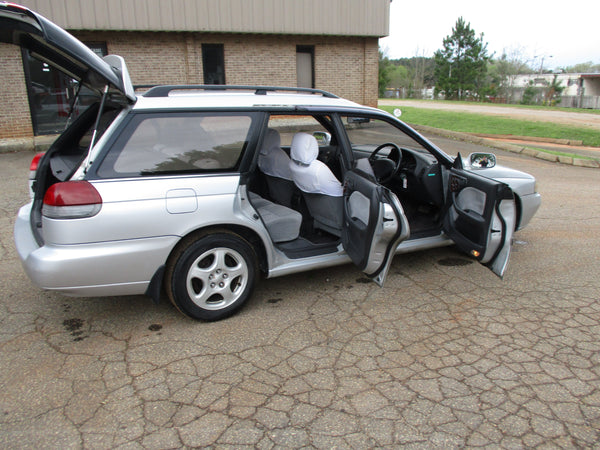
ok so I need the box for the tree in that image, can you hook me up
[396,51,436,98]
[520,81,541,105]
[564,61,600,74]
[544,74,564,106]
[387,64,409,90]
[493,46,535,102]
[434,17,490,100]
[378,50,393,97]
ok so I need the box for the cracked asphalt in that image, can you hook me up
[1,140,599,448]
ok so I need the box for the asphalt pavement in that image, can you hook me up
[1,140,599,448]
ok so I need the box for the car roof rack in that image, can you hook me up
[142,85,339,99]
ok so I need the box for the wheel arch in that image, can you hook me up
[146,224,269,305]
[163,225,266,320]
[165,224,269,278]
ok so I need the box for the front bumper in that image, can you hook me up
[517,192,542,230]
[14,203,177,297]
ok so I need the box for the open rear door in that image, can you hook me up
[443,167,516,277]
[342,169,409,286]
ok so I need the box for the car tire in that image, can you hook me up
[166,232,258,321]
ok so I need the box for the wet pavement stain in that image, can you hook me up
[437,257,474,267]
[63,318,84,332]
[63,318,88,341]
[267,298,283,304]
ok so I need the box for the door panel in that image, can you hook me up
[342,170,409,286]
[443,168,515,277]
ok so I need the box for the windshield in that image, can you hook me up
[341,115,429,154]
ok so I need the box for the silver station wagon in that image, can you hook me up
[3,4,541,320]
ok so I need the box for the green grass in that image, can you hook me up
[380,99,600,115]
[379,105,600,147]
[524,146,597,161]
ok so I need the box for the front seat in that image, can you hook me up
[258,128,296,207]
[289,133,344,236]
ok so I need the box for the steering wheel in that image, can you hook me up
[368,142,402,184]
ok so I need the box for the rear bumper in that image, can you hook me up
[517,192,541,230]
[14,203,177,297]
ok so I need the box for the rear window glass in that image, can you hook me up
[97,112,255,177]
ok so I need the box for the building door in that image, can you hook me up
[202,44,225,85]
[296,45,314,88]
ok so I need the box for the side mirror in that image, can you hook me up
[313,131,331,146]
[469,152,496,169]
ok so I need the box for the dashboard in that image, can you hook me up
[394,147,444,206]
[352,145,444,207]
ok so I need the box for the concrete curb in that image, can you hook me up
[0,135,57,154]
[410,124,600,169]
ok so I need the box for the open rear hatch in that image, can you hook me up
[1,3,135,244]
[0,2,135,101]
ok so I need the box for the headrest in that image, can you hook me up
[260,128,281,156]
[290,133,318,165]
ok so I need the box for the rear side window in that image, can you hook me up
[96,112,255,177]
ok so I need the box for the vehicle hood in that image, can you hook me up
[0,2,135,102]
[465,162,535,181]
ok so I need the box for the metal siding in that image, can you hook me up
[17,0,389,36]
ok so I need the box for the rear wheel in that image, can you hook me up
[166,232,258,321]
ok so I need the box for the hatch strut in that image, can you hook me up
[64,80,83,130]
[83,85,109,173]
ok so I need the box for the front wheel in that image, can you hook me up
[166,232,258,321]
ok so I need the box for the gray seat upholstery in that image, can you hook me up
[302,192,344,236]
[259,128,296,207]
[265,175,296,208]
[289,132,343,236]
[249,192,302,243]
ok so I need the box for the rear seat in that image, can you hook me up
[249,192,302,243]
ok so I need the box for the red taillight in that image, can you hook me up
[30,152,45,171]
[29,152,45,179]
[42,181,102,219]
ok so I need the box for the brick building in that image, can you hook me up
[0,0,390,140]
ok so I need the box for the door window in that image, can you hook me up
[267,114,332,147]
[97,113,255,178]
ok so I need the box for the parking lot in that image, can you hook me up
[1,139,599,448]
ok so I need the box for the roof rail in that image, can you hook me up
[133,84,157,91]
[143,85,339,98]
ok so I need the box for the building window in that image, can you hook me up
[202,44,225,85]
[22,43,107,136]
[85,42,108,58]
[296,45,314,89]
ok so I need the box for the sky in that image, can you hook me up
[379,0,599,69]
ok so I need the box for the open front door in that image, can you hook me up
[443,167,516,277]
[342,170,409,286]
